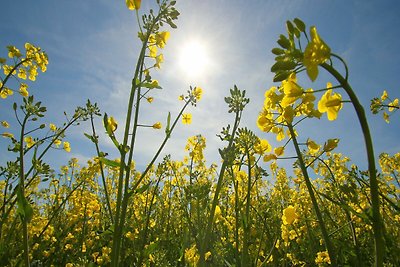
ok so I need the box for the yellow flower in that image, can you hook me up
[1,121,9,128]
[193,86,203,101]
[19,83,29,97]
[315,251,331,265]
[257,109,274,132]
[154,54,164,69]
[151,80,159,88]
[281,73,304,107]
[178,95,185,101]
[263,154,277,162]
[388,98,399,112]
[383,112,390,123]
[24,136,35,148]
[155,31,170,48]
[214,205,222,223]
[274,146,285,157]
[63,141,71,152]
[318,85,343,121]
[107,116,118,133]
[147,97,154,103]
[282,205,299,225]
[0,88,13,99]
[303,26,331,81]
[152,122,162,129]
[205,251,212,261]
[54,139,62,147]
[126,0,141,10]
[254,139,272,155]
[18,68,27,80]
[185,244,200,266]
[307,138,320,154]
[28,66,38,81]
[7,46,22,58]
[182,113,192,125]
[149,45,157,58]
[381,90,388,101]
[49,123,57,132]
[282,106,295,124]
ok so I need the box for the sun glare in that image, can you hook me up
[179,40,209,78]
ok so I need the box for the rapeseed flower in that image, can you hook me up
[1,121,9,128]
[193,86,203,101]
[24,136,35,148]
[282,205,299,225]
[281,73,304,107]
[19,83,28,97]
[318,84,343,121]
[63,141,71,152]
[126,0,141,10]
[152,122,162,129]
[303,26,331,81]
[182,113,192,125]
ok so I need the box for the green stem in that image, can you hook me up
[19,115,30,267]
[321,62,384,267]
[287,123,336,265]
[199,111,241,266]
[241,149,252,266]
[90,114,114,223]
[0,58,32,92]
[110,28,149,266]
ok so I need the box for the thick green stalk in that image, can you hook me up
[110,51,145,267]
[199,111,241,266]
[321,62,384,267]
[241,149,252,266]
[19,115,30,267]
[287,123,336,265]
[111,10,162,264]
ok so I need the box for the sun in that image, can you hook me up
[179,40,209,78]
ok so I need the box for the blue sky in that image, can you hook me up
[1,0,399,173]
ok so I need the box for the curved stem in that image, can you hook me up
[287,123,336,265]
[321,62,383,267]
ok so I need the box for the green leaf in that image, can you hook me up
[165,112,171,137]
[270,60,297,72]
[277,34,291,49]
[140,82,162,90]
[84,133,96,143]
[271,48,285,55]
[293,27,301,38]
[294,18,306,32]
[273,71,291,82]
[135,182,151,194]
[167,20,177,29]
[16,186,33,222]
[99,157,120,168]
[103,113,110,135]
[286,20,294,35]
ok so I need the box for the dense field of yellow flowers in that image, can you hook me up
[1,0,399,266]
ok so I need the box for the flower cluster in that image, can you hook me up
[1,43,48,99]
[371,90,399,123]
